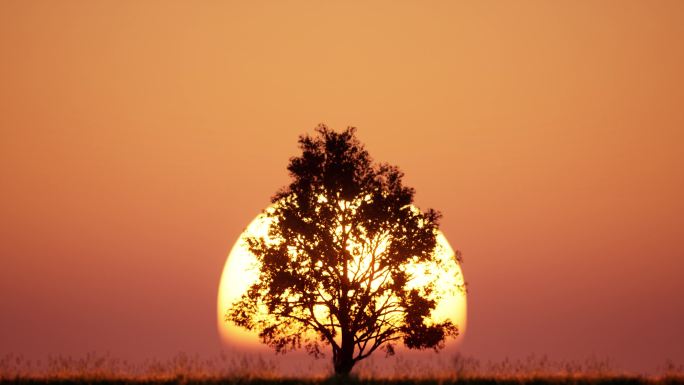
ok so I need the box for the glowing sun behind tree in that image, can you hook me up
[217,126,467,375]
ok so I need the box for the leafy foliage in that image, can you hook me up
[227,125,459,375]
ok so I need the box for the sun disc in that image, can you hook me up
[216,206,467,350]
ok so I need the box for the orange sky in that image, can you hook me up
[1,0,683,373]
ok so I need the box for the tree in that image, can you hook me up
[226,125,459,375]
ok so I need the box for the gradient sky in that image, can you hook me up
[1,0,683,374]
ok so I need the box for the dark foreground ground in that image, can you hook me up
[1,377,683,385]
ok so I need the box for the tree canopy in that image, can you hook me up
[226,125,459,375]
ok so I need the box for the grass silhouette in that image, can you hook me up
[1,353,682,384]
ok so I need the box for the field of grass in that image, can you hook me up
[0,377,683,385]
[1,353,682,385]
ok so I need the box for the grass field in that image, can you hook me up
[1,377,684,385]
[1,353,682,385]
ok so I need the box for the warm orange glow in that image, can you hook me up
[2,1,683,371]
[216,205,467,350]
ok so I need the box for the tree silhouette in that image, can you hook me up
[226,125,459,375]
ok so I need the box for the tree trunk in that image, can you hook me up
[333,356,355,376]
[333,329,355,375]
[335,253,355,376]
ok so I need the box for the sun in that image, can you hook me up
[216,205,467,351]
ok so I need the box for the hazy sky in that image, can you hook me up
[1,0,683,374]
